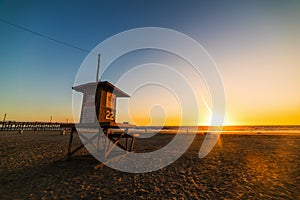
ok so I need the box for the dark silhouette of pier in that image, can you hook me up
[0,121,71,132]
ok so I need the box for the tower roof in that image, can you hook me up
[72,81,130,97]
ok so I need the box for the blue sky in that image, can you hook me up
[0,0,299,124]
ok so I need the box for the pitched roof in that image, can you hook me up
[72,81,130,97]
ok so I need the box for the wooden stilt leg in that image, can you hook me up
[68,127,75,157]
[130,137,135,152]
[97,134,100,152]
[125,128,128,150]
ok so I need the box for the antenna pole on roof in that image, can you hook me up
[96,54,100,83]
[3,113,7,122]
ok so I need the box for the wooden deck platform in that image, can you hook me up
[62,123,139,161]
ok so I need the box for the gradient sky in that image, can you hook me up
[0,0,299,125]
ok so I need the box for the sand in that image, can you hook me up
[0,131,299,199]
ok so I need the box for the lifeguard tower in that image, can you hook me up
[73,81,130,125]
[64,55,137,160]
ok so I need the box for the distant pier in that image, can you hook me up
[0,121,69,131]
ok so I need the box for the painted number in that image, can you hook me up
[105,110,114,121]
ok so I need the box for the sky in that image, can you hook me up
[0,0,299,125]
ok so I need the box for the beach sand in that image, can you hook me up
[0,131,299,199]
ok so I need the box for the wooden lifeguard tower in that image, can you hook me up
[73,81,130,125]
[64,55,137,160]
